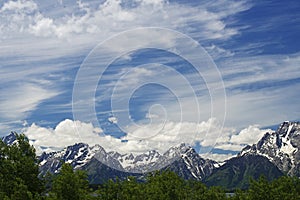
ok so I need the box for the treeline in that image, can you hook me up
[1,133,300,200]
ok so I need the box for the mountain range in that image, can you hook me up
[2,121,300,189]
[37,142,217,183]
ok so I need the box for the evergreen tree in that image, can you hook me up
[232,176,300,200]
[118,176,143,200]
[97,178,122,200]
[144,170,186,200]
[49,163,89,200]
[0,133,43,199]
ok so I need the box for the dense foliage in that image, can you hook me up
[0,133,43,199]
[231,176,300,200]
[0,133,300,199]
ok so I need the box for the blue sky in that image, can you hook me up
[0,0,299,161]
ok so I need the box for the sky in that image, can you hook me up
[0,0,299,161]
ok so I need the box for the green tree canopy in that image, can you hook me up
[0,132,43,199]
[49,163,90,200]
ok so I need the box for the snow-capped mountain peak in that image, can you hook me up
[36,141,216,180]
[1,132,18,145]
[239,121,300,176]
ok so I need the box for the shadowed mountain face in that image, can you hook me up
[204,154,283,190]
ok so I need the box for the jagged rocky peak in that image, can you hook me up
[63,143,89,160]
[239,121,300,177]
[163,143,191,158]
[2,131,18,145]
[277,121,300,137]
[162,143,217,180]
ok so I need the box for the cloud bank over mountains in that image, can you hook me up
[23,118,271,161]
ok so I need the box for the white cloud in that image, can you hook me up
[0,0,249,41]
[0,84,59,120]
[29,14,56,37]
[0,0,250,132]
[23,117,273,163]
[214,143,244,152]
[221,53,300,89]
[214,124,273,152]
[24,119,104,154]
[25,118,219,155]
[219,53,300,128]
[205,44,235,60]
[108,116,118,124]
[1,0,297,156]
[0,0,37,13]
[200,153,235,162]
[230,125,272,145]
[114,67,155,90]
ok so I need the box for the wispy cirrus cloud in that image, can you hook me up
[0,83,59,120]
[0,0,299,163]
[219,53,300,127]
[0,0,251,135]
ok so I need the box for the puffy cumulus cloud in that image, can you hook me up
[0,0,37,13]
[0,0,38,36]
[120,118,252,156]
[230,125,272,145]
[29,15,56,37]
[22,117,226,155]
[23,118,272,161]
[214,143,244,152]
[214,125,273,152]
[23,119,123,155]
[125,118,272,155]
[123,118,226,146]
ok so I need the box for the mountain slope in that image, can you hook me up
[204,154,283,190]
[81,157,143,184]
